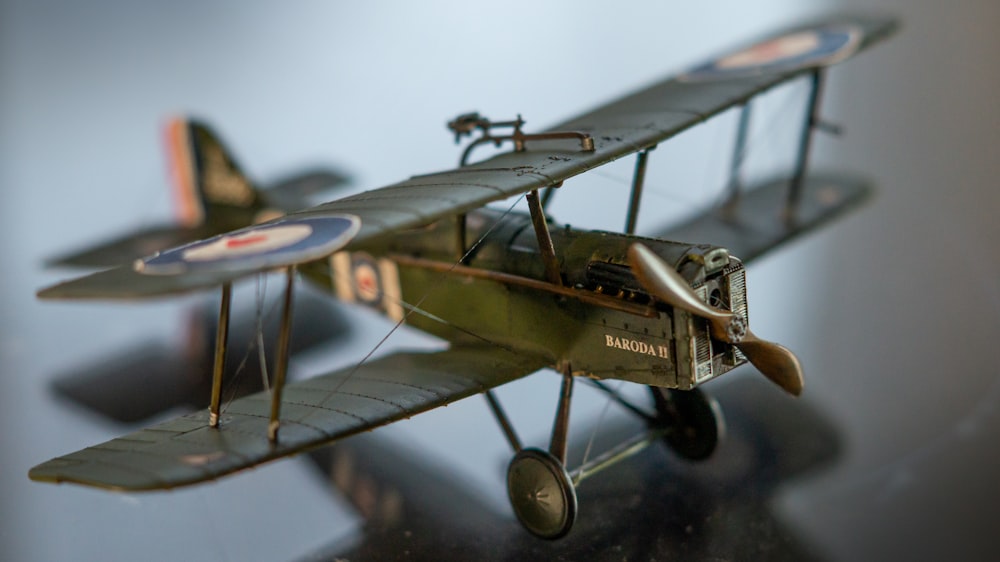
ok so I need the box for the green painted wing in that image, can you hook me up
[38,15,896,301]
[293,16,895,247]
[29,345,548,491]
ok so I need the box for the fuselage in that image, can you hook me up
[301,208,749,389]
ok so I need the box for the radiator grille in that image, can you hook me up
[726,265,747,362]
[693,285,712,365]
[727,267,748,323]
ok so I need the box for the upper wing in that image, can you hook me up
[29,345,547,491]
[38,15,896,299]
[297,15,895,244]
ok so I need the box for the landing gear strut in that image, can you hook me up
[486,371,726,539]
[490,366,579,539]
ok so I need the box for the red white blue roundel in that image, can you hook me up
[351,254,383,304]
[135,215,361,275]
[680,25,860,82]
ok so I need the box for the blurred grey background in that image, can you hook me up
[2,1,998,560]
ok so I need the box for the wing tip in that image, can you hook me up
[28,454,205,492]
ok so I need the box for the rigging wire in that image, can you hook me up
[325,195,527,397]
[590,167,700,208]
[220,274,284,414]
[255,273,270,392]
[595,81,803,213]
[577,379,625,480]
[709,80,806,207]
[395,300,515,353]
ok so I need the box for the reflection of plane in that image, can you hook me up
[31,15,896,539]
[47,117,350,268]
[51,284,349,423]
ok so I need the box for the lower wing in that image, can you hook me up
[30,345,547,491]
[651,172,871,265]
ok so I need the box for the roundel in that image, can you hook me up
[136,214,361,275]
[351,254,382,304]
[680,25,861,82]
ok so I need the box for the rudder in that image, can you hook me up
[164,117,262,227]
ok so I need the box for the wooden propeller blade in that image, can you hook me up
[735,333,804,396]
[628,244,741,340]
[627,243,803,396]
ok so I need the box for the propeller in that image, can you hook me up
[628,243,804,396]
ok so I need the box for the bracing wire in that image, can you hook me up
[255,273,270,392]
[591,81,804,212]
[578,379,625,478]
[221,274,285,413]
[325,195,527,398]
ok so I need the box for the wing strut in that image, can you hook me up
[455,213,468,262]
[208,282,233,427]
[787,69,828,215]
[268,265,296,441]
[624,147,655,235]
[526,189,563,286]
[205,267,297,439]
[723,103,753,211]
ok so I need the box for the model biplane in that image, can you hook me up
[30,15,897,539]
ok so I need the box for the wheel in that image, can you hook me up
[650,387,725,461]
[506,448,577,539]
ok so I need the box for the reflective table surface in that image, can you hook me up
[3,1,999,560]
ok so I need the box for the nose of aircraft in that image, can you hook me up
[627,243,804,396]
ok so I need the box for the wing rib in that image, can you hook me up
[29,346,548,491]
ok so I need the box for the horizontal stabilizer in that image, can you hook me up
[39,16,894,299]
[652,172,872,264]
[46,224,216,268]
[29,346,547,491]
[263,168,351,212]
[39,263,242,300]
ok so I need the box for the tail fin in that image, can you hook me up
[164,117,262,227]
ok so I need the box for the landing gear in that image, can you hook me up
[486,370,726,539]
[507,448,577,539]
[487,366,579,539]
[651,387,725,460]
